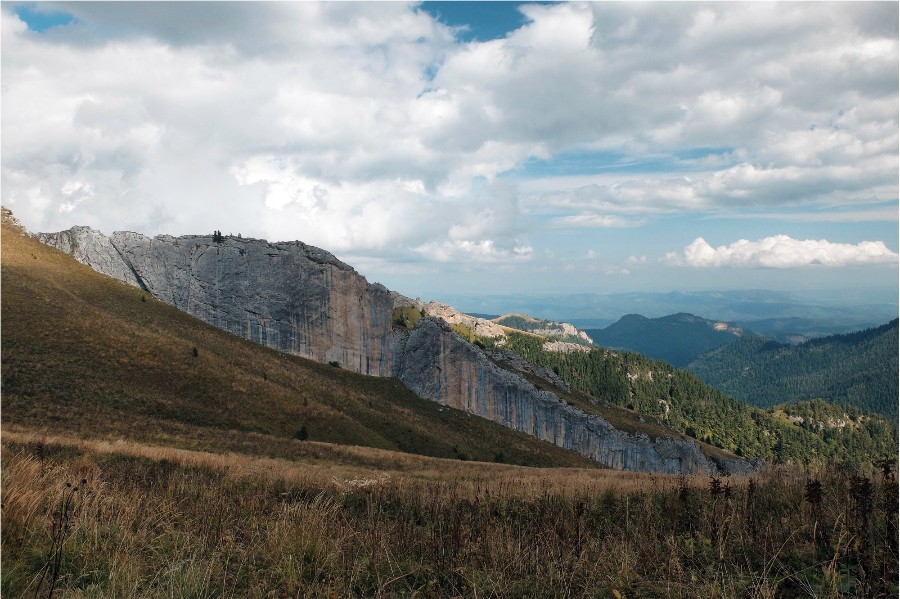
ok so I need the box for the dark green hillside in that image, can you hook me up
[502,332,896,467]
[688,320,899,420]
[0,211,596,469]
[584,312,749,367]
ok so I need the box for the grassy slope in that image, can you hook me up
[4,431,897,598]
[1,214,596,469]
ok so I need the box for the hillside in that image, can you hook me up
[502,332,896,468]
[584,312,748,367]
[493,313,594,346]
[688,321,899,421]
[0,210,595,468]
[32,212,751,474]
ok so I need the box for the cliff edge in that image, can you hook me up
[37,219,751,474]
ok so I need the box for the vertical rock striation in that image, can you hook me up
[37,227,142,287]
[41,228,397,376]
[397,318,749,475]
[37,222,751,474]
[118,232,398,376]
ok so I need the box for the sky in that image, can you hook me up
[2,1,898,302]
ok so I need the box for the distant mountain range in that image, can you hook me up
[444,290,898,341]
[583,313,748,367]
[688,320,899,421]
[581,311,898,423]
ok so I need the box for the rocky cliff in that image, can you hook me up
[37,226,142,287]
[40,228,398,376]
[397,318,749,475]
[38,222,750,474]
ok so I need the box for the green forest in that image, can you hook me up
[499,332,896,469]
[688,319,898,420]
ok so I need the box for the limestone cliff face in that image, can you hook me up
[37,227,142,287]
[41,227,397,376]
[38,222,751,474]
[118,232,398,375]
[397,318,750,475]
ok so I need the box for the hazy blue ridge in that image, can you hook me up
[583,312,753,368]
[444,290,898,341]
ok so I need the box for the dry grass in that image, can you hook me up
[0,429,679,500]
[3,433,896,598]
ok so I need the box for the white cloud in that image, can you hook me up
[665,235,899,268]
[414,239,533,264]
[1,1,897,287]
[551,214,644,228]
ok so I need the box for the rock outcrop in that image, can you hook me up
[419,300,508,339]
[38,222,751,474]
[37,226,142,287]
[397,318,749,475]
[41,228,398,376]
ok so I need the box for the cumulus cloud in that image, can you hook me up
[665,235,899,268]
[1,1,897,285]
[414,239,533,263]
[512,3,898,224]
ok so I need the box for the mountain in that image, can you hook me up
[501,332,897,467]
[687,320,900,421]
[17,209,748,474]
[2,209,594,468]
[584,312,748,367]
[441,290,898,341]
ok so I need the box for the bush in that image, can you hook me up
[392,306,423,329]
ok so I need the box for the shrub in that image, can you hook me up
[392,306,423,329]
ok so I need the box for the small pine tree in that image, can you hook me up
[295,425,309,441]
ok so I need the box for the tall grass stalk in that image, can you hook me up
[2,437,897,598]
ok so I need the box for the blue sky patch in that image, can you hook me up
[420,1,545,42]
[514,147,737,178]
[13,3,76,32]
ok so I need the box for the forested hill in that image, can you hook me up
[687,319,899,421]
[583,312,748,367]
[501,332,896,468]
